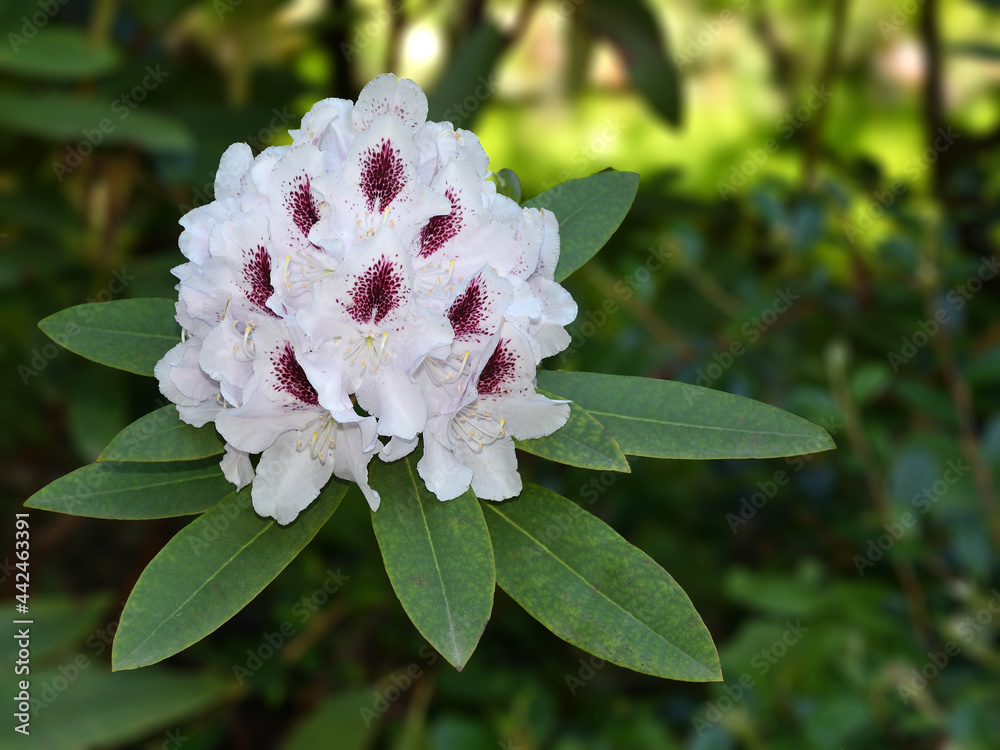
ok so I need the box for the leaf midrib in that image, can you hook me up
[404,459,460,661]
[551,182,621,228]
[484,501,717,680]
[587,407,822,439]
[74,325,178,339]
[39,469,223,502]
[116,498,271,666]
[102,423,223,461]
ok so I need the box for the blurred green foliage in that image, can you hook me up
[3,0,1000,748]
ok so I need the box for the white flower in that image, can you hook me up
[419,324,569,501]
[297,228,453,440]
[213,317,382,518]
[157,73,577,524]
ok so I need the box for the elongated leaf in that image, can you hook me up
[951,42,1000,60]
[537,370,836,459]
[581,0,682,125]
[39,299,178,376]
[282,689,381,750]
[524,171,640,282]
[112,482,346,670]
[515,394,630,472]
[29,665,235,750]
[25,459,232,519]
[426,22,506,128]
[483,484,720,681]
[0,593,112,666]
[369,453,494,670]
[0,27,121,80]
[100,405,225,462]
[0,93,193,153]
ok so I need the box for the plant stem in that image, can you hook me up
[826,341,932,644]
[802,0,849,189]
[579,262,693,355]
[918,239,1000,547]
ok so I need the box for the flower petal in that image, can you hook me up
[380,435,418,462]
[526,276,577,359]
[252,431,336,525]
[214,143,255,199]
[489,391,570,440]
[461,435,521,501]
[418,423,475,501]
[416,120,490,182]
[353,73,428,131]
[319,115,451,248]
[329,418,382,510]
[220,443,255,490]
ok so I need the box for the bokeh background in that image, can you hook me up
[3,0,1000,747]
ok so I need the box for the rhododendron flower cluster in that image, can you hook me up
[156,74,577,524]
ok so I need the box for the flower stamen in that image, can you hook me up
[450,404,507,452]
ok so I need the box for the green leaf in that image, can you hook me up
[28,665,235,750]
[515,394,630,472]
[99,405,226,462]
[25,459,233,519]
[0,26,121,79]
[112,482,346,670]
[582,0,682,125]
[369,452,495,670]
[426,22,506,128]
[537,370,836,459]
[0,593,112,666]
[492,167,522,202]
[0,93,193,153]
[39,298,179,376]
[482,484,721,681]
[950,42,1000,60]
[282,689,381,750]
[524,171,640,282]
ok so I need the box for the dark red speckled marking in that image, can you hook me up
[285,175,320,237]
[419,186,462,258]
[477,339,516,395]
[447,275,491,342]
[361,139,405,213]
[346,255,405,326]
[244,245,279,316]
[272,342,319,405]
